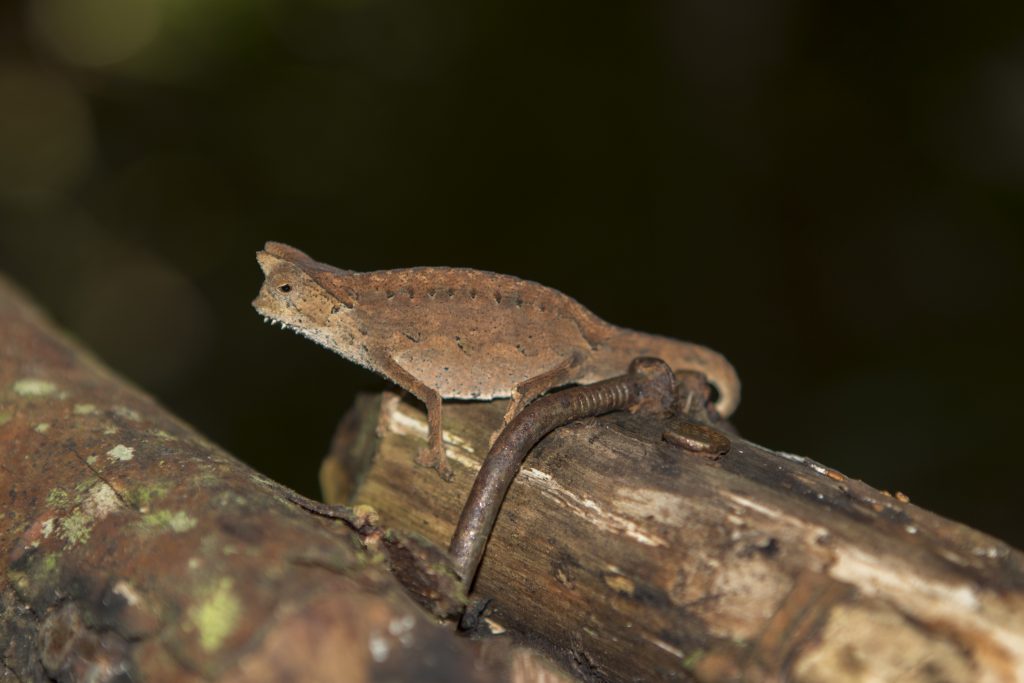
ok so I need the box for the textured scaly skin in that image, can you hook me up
[253,242,740,478]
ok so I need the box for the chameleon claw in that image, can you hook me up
[417,446,454,482]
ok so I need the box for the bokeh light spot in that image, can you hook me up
[67,258,215,391]
[29,0,161,68]
[0,65,94,203]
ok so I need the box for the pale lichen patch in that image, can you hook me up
[41,518,55,538]
[0,410,12,427]
[188,577,241,652]
[39,552,59,579]
[114,406,141,421]
[13,378,57,397]
[46,488,70,508]
[168,511,199,533]
[129,483,169,511]
[34,422,50,433]
[142,509,197,533]
[82,482,122,519]
[73,403,97,415]
[107,444,135,462]
[59,511,92,545]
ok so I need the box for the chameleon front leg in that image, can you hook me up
[377,356,452,481]
[415,389,449,480]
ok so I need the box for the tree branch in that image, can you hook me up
[0,274,569,682]
[324,365,1024,682]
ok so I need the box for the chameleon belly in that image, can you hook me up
[391,335,581,399]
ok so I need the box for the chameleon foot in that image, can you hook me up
[416,446,453,482]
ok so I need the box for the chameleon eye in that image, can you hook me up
[279,284,292,293]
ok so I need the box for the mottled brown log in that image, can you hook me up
[0,274,578,683]
[324,384,1024,682]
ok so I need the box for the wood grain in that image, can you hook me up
[327,387,1024,682]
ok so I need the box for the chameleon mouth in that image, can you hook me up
[260,314,324,344]
[261,315,294,332]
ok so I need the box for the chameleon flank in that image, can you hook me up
[252,241,740,480]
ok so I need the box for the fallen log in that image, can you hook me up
[5,268,1023,683]
[323,369,1024,682]
[0,274,571,682]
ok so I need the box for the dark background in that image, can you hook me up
[1,2,1022,546]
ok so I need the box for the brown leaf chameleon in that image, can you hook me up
[253,242,740,480]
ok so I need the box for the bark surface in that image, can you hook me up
[0,275,571,683]
[323,382,1024,682]
[4,271,1023,683]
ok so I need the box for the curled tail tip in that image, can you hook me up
[711,361,741,417]
[715,385,740,418]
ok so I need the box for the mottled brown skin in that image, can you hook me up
[253,241,740,480]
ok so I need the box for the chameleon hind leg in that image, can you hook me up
[491,352,585,445]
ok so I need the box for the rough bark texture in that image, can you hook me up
[322,387,1024,682]
[0,275,574,683]
[5,269,1024,683]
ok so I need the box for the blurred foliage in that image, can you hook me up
[1,1,1022,545]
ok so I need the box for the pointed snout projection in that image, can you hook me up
[251,242,349,347]
[253,242,314,305]
[253,245,299,323]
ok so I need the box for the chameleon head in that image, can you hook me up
[252,242,357,355]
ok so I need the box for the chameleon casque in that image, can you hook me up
[253,242,740,480]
